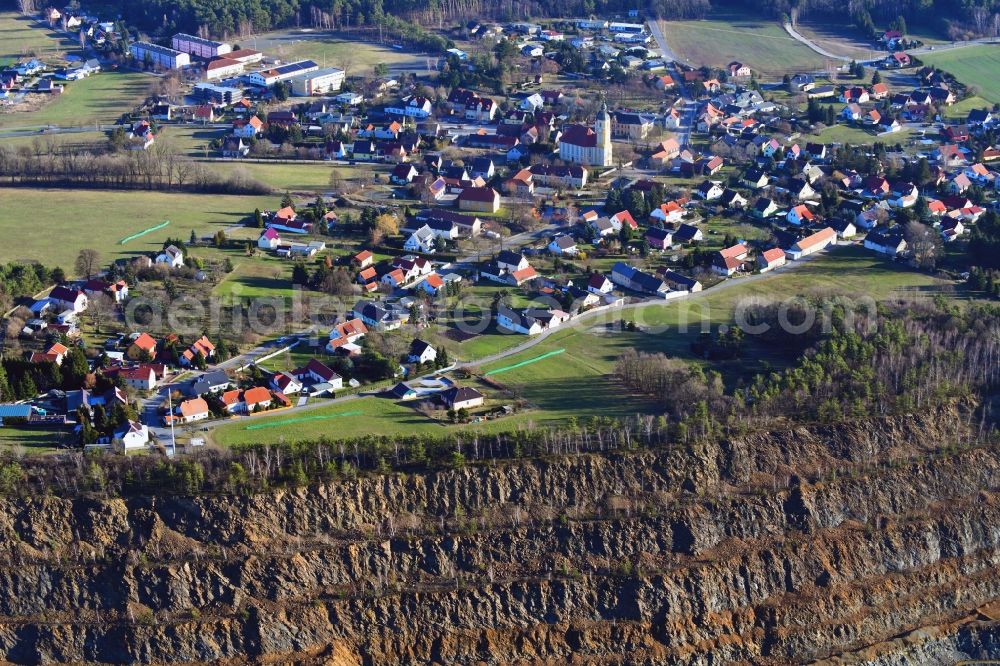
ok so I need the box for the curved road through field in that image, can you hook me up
[784,21,1000,63]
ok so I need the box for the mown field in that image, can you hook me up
[0,12,74,65]
[0,187,276,268]
[0,425,70,454]
[249,29,429,77]
[0,12,152,129]
[0,70,153,129]
[661,12,825,76]
[919,45,1000,104]
[211,245,959,447]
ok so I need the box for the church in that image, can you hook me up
[558,102,613,167]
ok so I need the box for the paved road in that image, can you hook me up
[782,23,861,62]
[785,21,999,62]
[647,19,696,147]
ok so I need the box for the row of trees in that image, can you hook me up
[0,143,271,195]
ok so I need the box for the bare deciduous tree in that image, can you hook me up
[74,249,100,279]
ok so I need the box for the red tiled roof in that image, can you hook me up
[762,248,785,263]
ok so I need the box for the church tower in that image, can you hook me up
[595,101,613,167]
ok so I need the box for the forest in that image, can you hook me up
[104,0,1000,40]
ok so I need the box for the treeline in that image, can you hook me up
[0,262,63,303]
[0,143,272,195]
[618,299,1000,429]
[107,0,1000,40]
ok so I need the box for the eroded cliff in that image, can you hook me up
[0,409,997,665]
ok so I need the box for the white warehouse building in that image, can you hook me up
[130,42,190,70]
[290,67,345,96]
[244,60,318,87]
[171,33,232,59]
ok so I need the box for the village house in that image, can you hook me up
[787,203,816,226]
[496,305,543,335]
[457,187,501,213]
[588,273,614,295]
[864,227,907,257]
[167,398,210,425]
[441,386,485,411]
[127,333,157,361]
[548,235,579,256]
[408,339,437,365]
[156,245,184,268]
[672,223,703,244]
[327,318,368,354]
[49,285,88,313]
[712,244,749,277]
[271,372,303,395]
[645,227,673,251]
[728,61,751,77]
[179,336,216,367]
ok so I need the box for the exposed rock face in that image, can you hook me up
[0,411,997,664]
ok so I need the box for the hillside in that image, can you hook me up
[0,407,997,663]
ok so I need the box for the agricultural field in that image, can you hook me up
[793,22,885,61]
[919,45,1000,103]
[248,29,430,77]
[661,12,826,76]
[0,187,275,267]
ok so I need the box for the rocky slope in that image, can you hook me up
[0,409,997,664]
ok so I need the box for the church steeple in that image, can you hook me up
[595,100,612,166]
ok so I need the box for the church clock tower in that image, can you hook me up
[595,101,613,167]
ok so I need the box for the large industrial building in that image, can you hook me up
[129,42,190,70]
[289,67,345,96]
[244,60,318,87]
[171,33,232,59]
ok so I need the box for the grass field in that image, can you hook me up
[661,12,826,76]
[213,254,295,302]
[940,95,993,121]
[0,12,152,129]
[0,70,153,129]
[0,187,276,267]
[211,394,526,447]
[250,29,429,77]
[0,426,70,454]
[0,12,74,66]
[793,22,884,60]
[919,45,1000,104]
